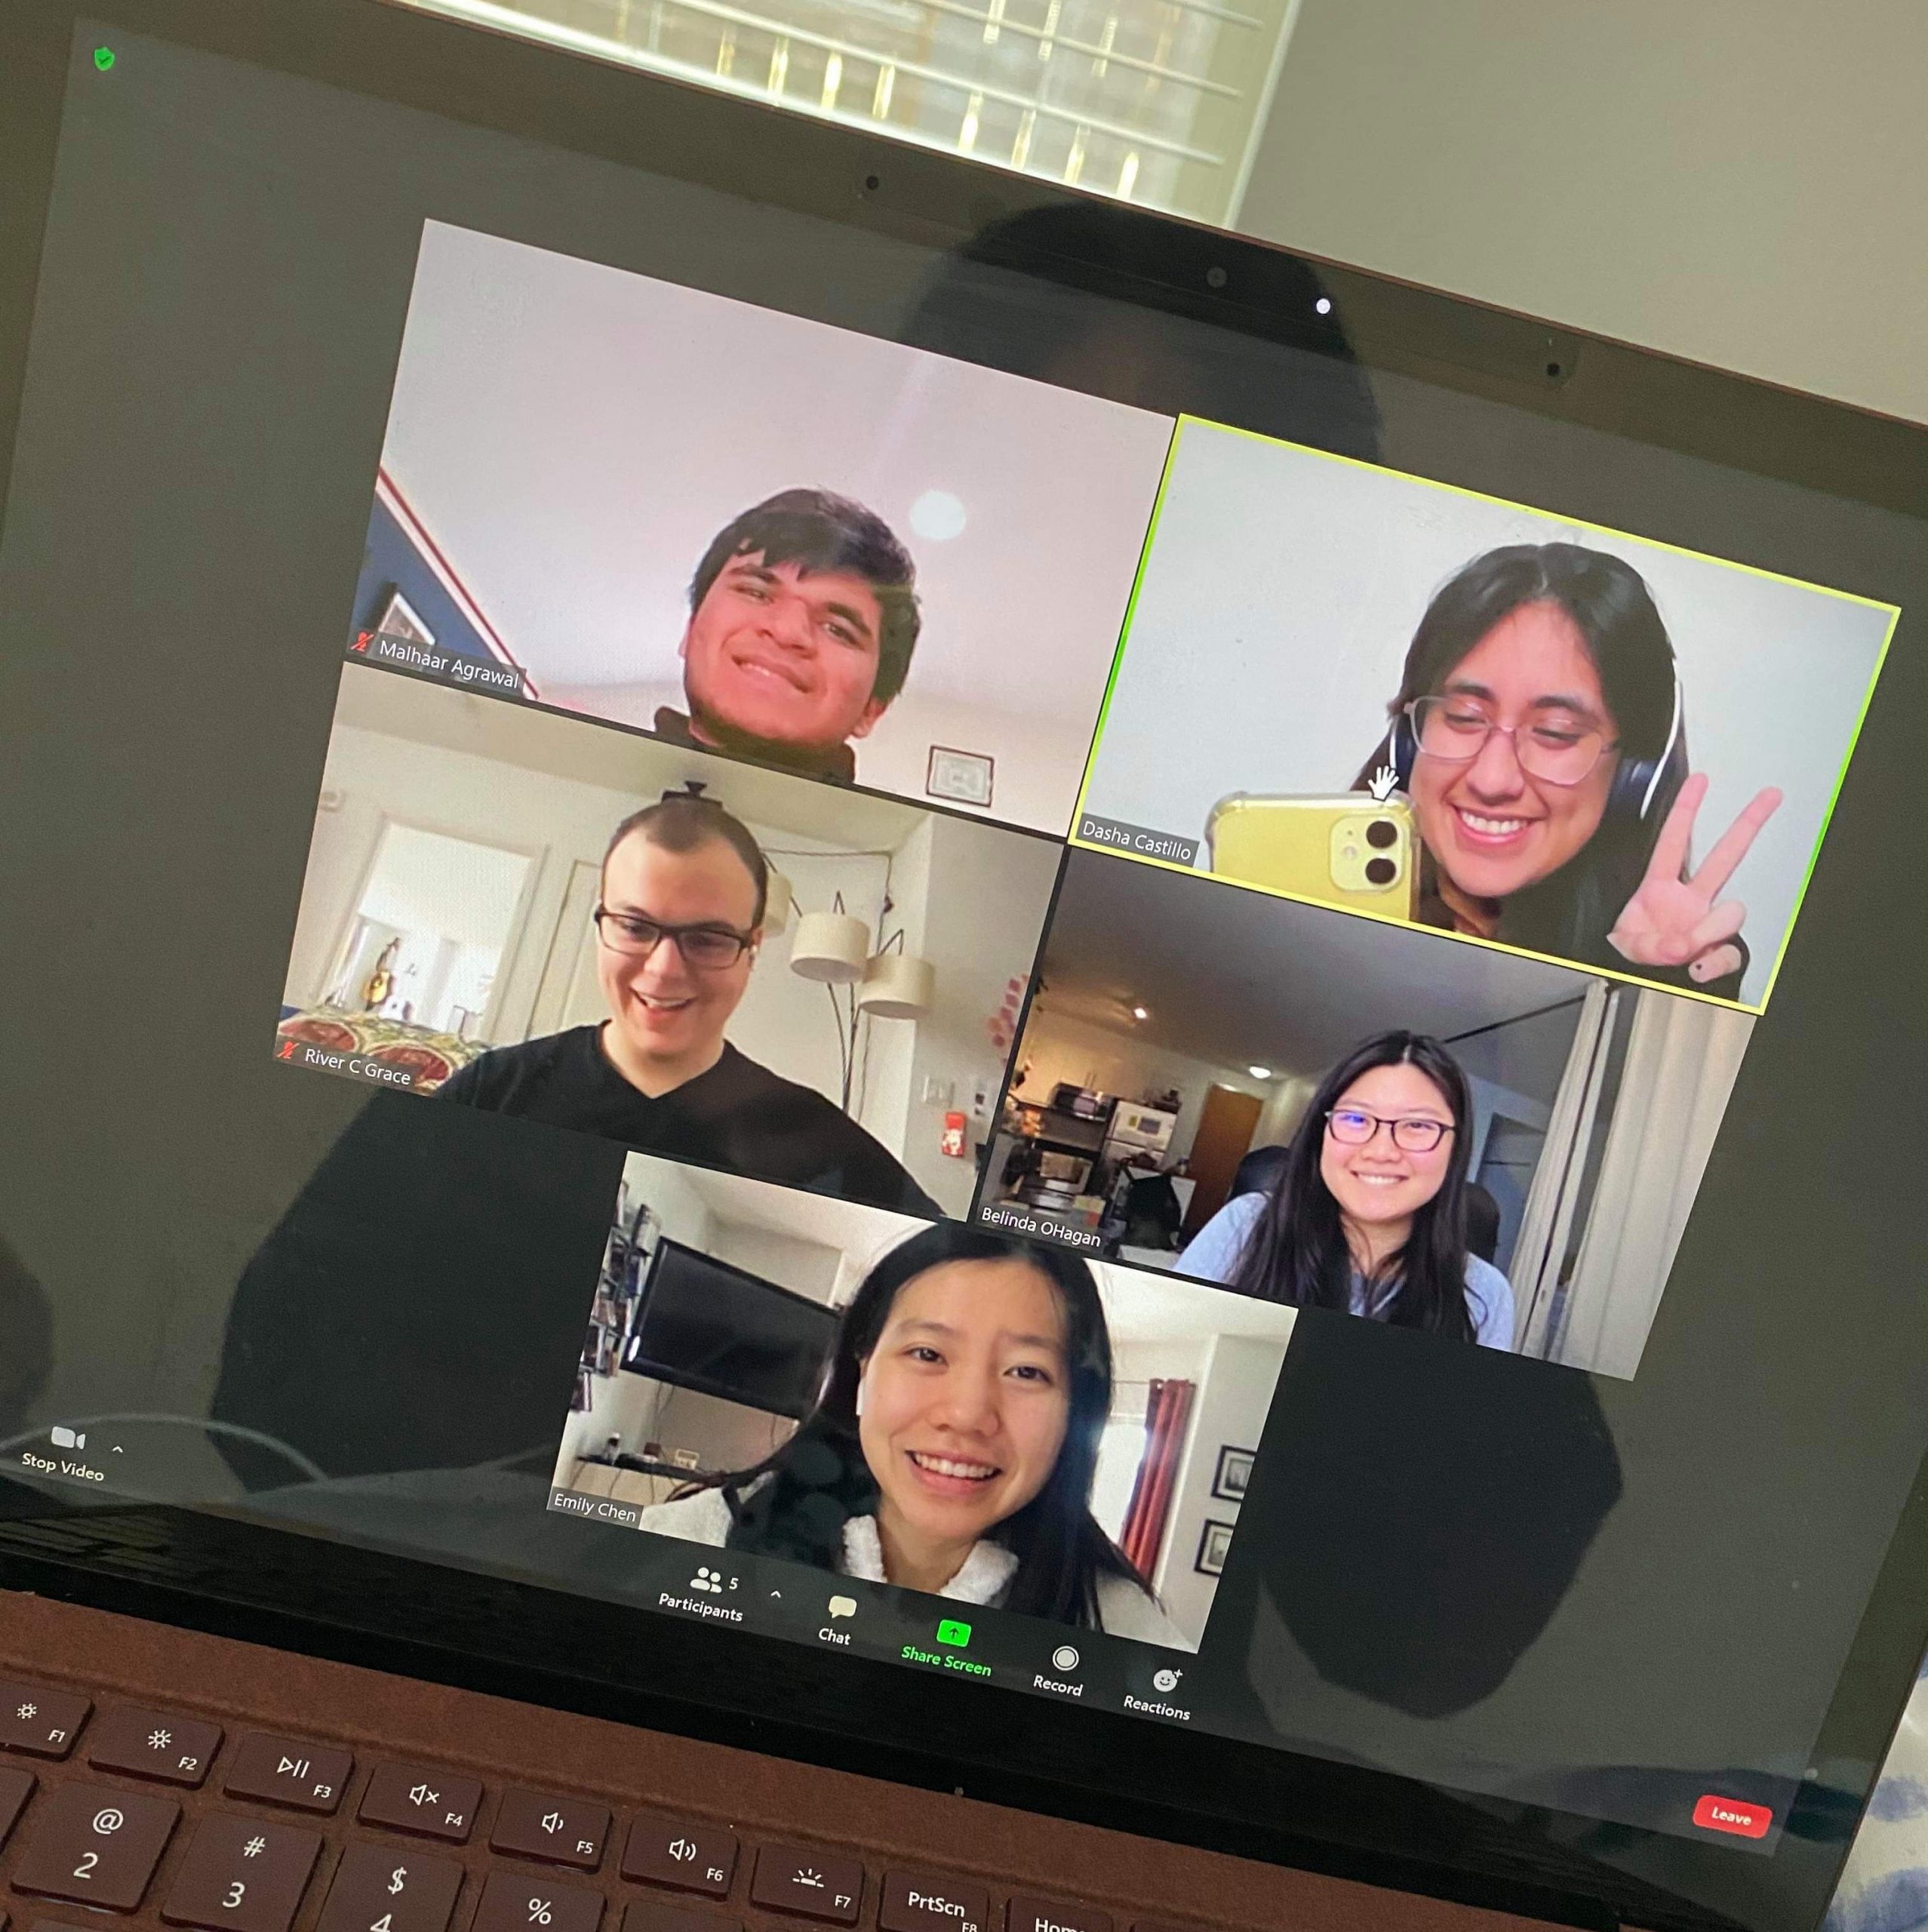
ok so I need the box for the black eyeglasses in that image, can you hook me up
[1324,1106,1455,1154]
[592,906,755,970]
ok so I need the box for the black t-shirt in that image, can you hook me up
[435,1027,938,1216]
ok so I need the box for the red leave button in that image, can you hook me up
[1693,1795,1773,1838]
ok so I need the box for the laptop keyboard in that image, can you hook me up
[0,1679,1110,1932]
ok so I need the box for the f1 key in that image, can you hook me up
[223,1734,352,1815]
[161,1813,321,1932]
[88,1706,223,1788]
[0,1684,89,1760]
[11,1782,180,1910]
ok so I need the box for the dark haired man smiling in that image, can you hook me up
[437,792,933,1214]
[653,488,921,783]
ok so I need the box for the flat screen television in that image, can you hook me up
[621,1240,838,1420]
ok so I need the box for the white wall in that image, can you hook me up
[1235,0,1928,427]
[547,681,1098,841]
[1013,1007,1280,1164]
[897,815,1065,1216]
[1150,1331,1293,1649]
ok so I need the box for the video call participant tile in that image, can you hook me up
[985,846,1754,1382]
[342,219,1172,837]
[548,1153,1297,1654]
[1074,415,1899,1011]
[272,665,1061,1220]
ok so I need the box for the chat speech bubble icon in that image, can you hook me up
[827,1595,857,1620]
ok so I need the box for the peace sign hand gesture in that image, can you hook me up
[1607,773,1782,987]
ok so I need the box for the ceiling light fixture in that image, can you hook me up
[1248,1065,1272,1080]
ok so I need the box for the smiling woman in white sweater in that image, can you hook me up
[634,1223,1191,1647]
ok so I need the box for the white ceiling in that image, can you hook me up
[1037,853,1592,1096]
[675,1161,927,1258]
[378,222,1170,715]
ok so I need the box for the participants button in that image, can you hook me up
[1691,1795,1773,1839]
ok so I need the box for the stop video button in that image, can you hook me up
[1692,1794,1773,1839]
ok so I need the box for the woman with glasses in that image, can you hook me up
[1180,1031,1513,1349]
[1361,543,1780,998]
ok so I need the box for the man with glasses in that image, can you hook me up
[436,792,935,1214]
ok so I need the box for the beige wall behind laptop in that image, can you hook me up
[1232,0,1928,426]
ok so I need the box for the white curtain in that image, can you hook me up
[1511,980,1616,1355]
[1549,991,1755,1379]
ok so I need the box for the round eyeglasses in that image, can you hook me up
[1325,1106,1455,1154]
[593,906,754,970]
[1406,695,1616,787]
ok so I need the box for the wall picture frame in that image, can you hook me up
[926,744,995,809]
[1195,1518,1235,1577]
[1212,1445,1256,1502]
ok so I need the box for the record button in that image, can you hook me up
[1692,1795,1772,1839]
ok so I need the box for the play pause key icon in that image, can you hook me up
[223,1734,354,1815]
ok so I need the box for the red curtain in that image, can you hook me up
[1118,1378,1195,1578]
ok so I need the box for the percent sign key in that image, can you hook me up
[472,1872,603,1932]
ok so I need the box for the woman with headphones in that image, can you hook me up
[1362,543,1781,997]
[632,1222,1190,1643]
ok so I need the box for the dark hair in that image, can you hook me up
[1364,542,1686,968]
[689,488,921,706]
[601,792,769,927]
[709,1222,1154,1626]
[1229,1032,1479,1344]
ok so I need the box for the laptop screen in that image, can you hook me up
[2,9,1925,1932]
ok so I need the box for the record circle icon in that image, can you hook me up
[1051,1644,1080,1672]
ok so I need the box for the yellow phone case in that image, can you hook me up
[1205,792,1420,921]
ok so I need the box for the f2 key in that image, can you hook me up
[88,1706,223,1788]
